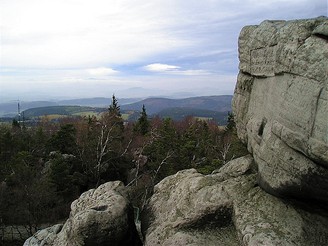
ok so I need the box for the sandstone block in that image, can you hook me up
[233,16,328,203]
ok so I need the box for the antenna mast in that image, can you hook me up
[18,101,21,123]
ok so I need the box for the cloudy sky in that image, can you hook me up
[0,0,326,101]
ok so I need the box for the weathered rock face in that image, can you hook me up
[24,181,141,246]
[141,156,251,246]
[232,16,328,203]
[141,156,328,245]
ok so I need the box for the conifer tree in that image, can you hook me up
[225,112,235,131]
[107,94,124,130]
[12,119,20,130]
[134,104,150,135]
[108,94,121,117]
[48,124,77,154]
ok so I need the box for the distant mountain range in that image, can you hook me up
[0,97,142,117]
[120,95,232,114]
[0,95,233,124]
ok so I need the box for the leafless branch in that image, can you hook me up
[120,139,133,157]
[152,150,174,184]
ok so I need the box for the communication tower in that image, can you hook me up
[18,101,21,123]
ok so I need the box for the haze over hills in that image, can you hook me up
[0,95,232,117]
[156,107,229,124]
[120,95,232,114]
[59,97,142,108]
[0,97,142,117]
[0,101,58,117]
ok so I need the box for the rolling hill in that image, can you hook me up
[58,97,142,107]
[0,97,142,117]
[121,95,232,114]
[0,101,57,117]
[22,106,105,118]
[156,107,229,124]
[2,95,233,125]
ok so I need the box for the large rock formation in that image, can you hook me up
[24,17,328,246]
[232,16,328,203]
[24,181,141,246]
[141,17,328,246]
[142,156,328,245]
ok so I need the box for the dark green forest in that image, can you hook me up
[0,96,247,244]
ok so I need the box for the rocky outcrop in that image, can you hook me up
[141,156,251,246]
[24,181,141,246]
[232,16,328,203]
[141,156,328,245]
[24,17,328,246]
[141,17,328,246]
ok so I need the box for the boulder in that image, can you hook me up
[24,181,141,246]
[141,159,248,246]
[232,16,328,202]
[141,156,328,245]
[23,224,63,246]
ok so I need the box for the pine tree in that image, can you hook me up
[48,124,77,154]
[108,94,121,117]
[134,104,150,135]
[12,119,20,129]
[225,112,235,131]
[107,94,124,131]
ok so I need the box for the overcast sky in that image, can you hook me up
[0,0,327,101]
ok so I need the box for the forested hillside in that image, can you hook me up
[0,96,246,244]
[121,95,232,114]
[0,95,232,117]
[1,95,232,126]
[23,106,105,118]
[0,98,141,117]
